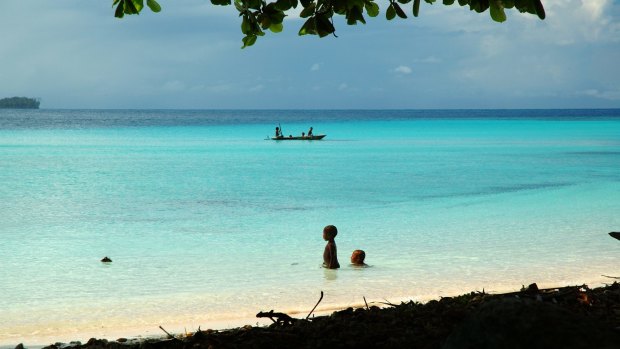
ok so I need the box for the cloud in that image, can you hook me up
[249,84,265,92]
[162,80,186,92]
[413,56,441,64]
[579,89,620,101]
[581,0,608,21]
[310,63,321,71]
[394,65,412,75]
[338,83,348,91]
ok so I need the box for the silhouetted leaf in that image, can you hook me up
[298,17,317,35]
[534,0,545,19]
[413,0,420,16]
[300,3,316,18]
[316,14,335,36]
[114,0,125,18]
[394,2,407,18]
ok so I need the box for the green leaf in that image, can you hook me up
[443,0,455,5]
[146,0,161,12]
[458,0,468,5]
[211,0,232,5]
[365,1,380,17]
[241,17,252,34]
[124,0,139,15]
[270,22,284,32]
[393,2,407,18]
[397,0,411,4]
[131,0,144,12]
[424,0,435,3]
[242,35,257,48]
[413,0,420,16]
[386,3,396,20]
[489,1,506,22]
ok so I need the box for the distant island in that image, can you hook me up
[0,96,40,109]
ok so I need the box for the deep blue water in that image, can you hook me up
[1,109,618,129]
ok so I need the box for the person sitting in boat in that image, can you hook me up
[275,127,282,138]
[307,127,313,137]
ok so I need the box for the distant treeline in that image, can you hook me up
[0,96,40,109]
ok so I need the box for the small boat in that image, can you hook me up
[610,232,620,241]
[271,135,326,140]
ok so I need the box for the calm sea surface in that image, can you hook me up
[1,109,619,345]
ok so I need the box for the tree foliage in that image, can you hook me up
[112,0,545,48]
[0,97,40,109]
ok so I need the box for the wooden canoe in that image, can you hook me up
[271,135,326,140]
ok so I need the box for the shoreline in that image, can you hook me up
[3,276,618,348]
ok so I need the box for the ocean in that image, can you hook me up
[0,109,618,346]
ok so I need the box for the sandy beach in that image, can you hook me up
[7,281,618,349]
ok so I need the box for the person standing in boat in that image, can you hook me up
[307,127,313,137]
[275,126,282,138]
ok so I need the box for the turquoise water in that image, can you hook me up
[1,110,619,345]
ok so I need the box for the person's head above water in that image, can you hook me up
[323,225,338,241]
[351,250,366,265]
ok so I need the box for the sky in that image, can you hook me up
[0,0,618,109]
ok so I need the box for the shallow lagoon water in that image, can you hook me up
[0,109,618,345]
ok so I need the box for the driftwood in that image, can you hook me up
[306,291,324,320]
[602,274,620,280]
[256,290,325,326]
[159,325,175,339]
[256,310,298,326]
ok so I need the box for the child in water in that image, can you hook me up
[350,249,367,266]
[322,225,340,269]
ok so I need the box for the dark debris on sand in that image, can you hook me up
[36,282,620,349]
